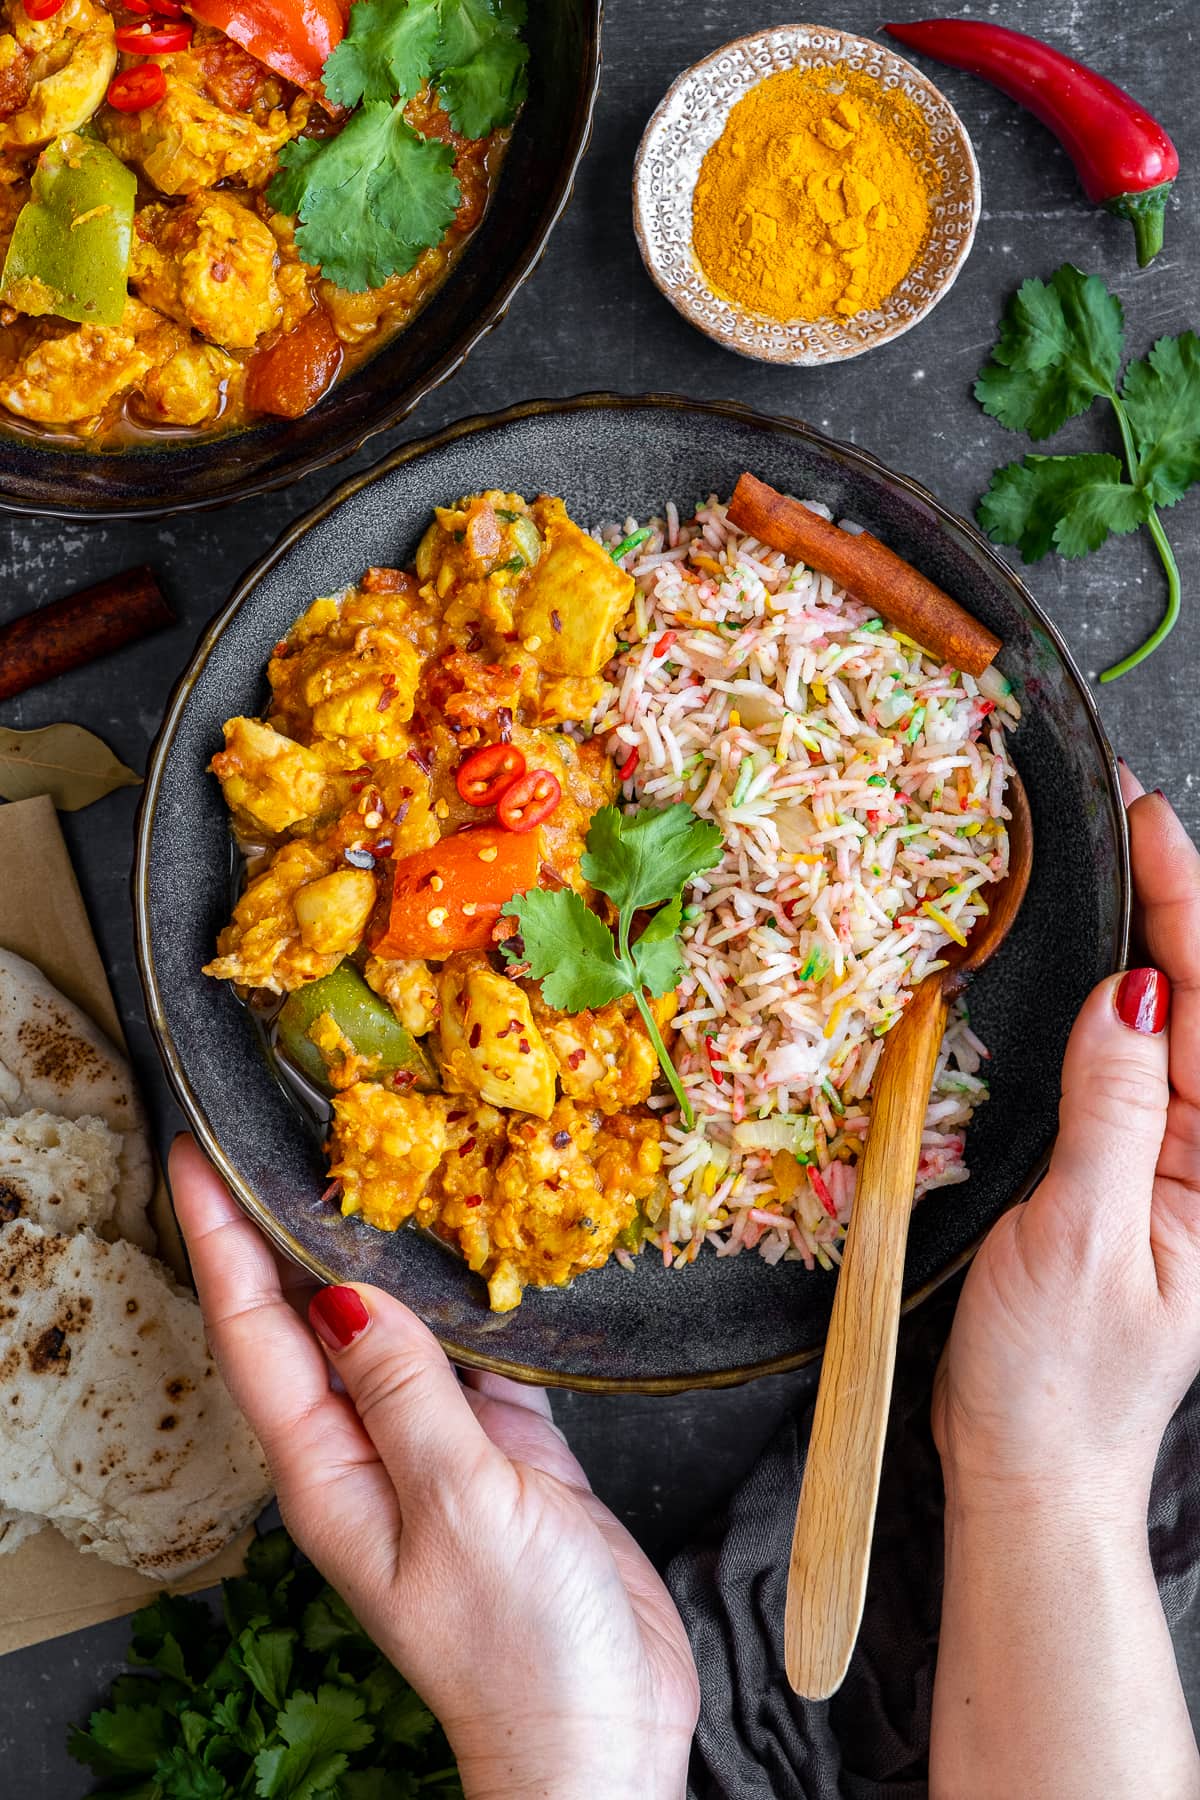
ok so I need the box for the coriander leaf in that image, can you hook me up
[263,133,324,218]
[580,803,723,916]
[360,1664,435,1751]
[129,1594,213,1685]
[254,1687,373,1800]
[503,887,629,1012]
[629,898,686,998]
[301,1588,369,1656]
[68,1704,168,1777]
[246,1528,295,1591]
[974,266,1124,439]
[156,1745,228,1800]
[323,0,441,110]
[270,108,460,292]
[436,0,529,136]
[979,454,1149,561]
[1120,331,1200,508]
[238,1626,296,1713]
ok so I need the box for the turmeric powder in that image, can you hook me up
[692,64,940,324]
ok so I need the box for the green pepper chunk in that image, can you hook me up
[1,133,136,328]
[275,960,438,1097]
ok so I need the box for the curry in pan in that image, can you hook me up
[0,0,526,442]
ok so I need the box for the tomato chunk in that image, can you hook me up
[369,826,542,961]
[246,309,343,420]
[455,743,526,808]
[185,0,344,95]
[498,769,561,833]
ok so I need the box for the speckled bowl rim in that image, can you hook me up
[0,4,604,523]
[133,391,1130,1394]
[632,24,982,366]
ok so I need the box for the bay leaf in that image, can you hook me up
[0,723,142,811]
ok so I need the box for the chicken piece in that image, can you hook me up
[138,341,241,428]
[329,1084,450,1234]
[364,954,438,1036]
[430,1100,509,1275]
[437,954,556,1120]
[203,837,346,993]
[268,589,424,764]
[293,868,376,956]
[527,990,677,1114]
[0,297,176,427]
[100,59,303,193]
[485,1101,637,1312]
[210,717,332,837]
[131,195,283,352]
[512,496,635,679]
[0,0,115,150]
[593,1108,666,1218]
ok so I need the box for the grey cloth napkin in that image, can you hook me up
[667,1277,1200,1800]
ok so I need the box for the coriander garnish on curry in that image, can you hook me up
[204,492,711,1314]
[0,0,526,440]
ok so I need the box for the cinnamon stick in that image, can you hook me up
[727,473,1001,678]
[0,566,173,703]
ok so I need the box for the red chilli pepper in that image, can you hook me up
[122,0,184,13]
[703,1036,724,1086]
[808,1166,838,1220]
[107,62,167,110]
[456,742,526,808]
[498,768,561,834]
[652,630,677,657]
[22,0,65,17]
[617,747,639,782]
[115,18,191,48]
[885,20,1180,266]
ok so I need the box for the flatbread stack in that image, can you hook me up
[0,950,271,1578]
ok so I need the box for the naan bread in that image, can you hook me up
[0,1221,271,1577]
[0,1111,123,1235]
[0,952,153,1250]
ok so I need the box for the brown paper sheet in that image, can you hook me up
[0,795,254,1657]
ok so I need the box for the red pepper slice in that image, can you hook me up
[115,19,192,49]
[617,748,639,782]
[185,0,344,98]
[498,769,561,834]
[885,20,1180,265]
[22,0,65,18]
[369,826,542,961]
[122,0,184,13]
[455,743,527,808]
[106,63,168,110]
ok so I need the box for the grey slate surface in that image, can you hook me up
[2,0,1198,1789]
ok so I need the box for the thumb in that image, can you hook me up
[1030,967,1170,1252]
[308,1283,496,1506]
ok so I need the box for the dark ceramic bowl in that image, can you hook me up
[0,5,601,521]
[134,394,1130,1392]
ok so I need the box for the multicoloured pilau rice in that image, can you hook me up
[593,495,1020,1273]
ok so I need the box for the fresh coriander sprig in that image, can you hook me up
[502,803,723,1128]
[268,0,528,293]
[974,264,1198,681]
[68,1529,462,1799]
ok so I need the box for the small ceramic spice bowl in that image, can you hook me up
[633,23,981,366]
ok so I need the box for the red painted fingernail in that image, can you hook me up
[309,1285,370,1352]
[1115,968,1169,1035]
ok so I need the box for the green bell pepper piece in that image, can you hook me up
[276,960,438,1097]
[1,133,135,327]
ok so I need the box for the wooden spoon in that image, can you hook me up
[785,769,1033,1700]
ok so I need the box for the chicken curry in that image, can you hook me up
[205,492,674,1313]
[0,0,522,443]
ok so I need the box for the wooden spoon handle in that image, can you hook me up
[785,973,950,1698]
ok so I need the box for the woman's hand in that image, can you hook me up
[930,773,1200,1800]
[934,774,1200,1502]
[169,1139,699,1800]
